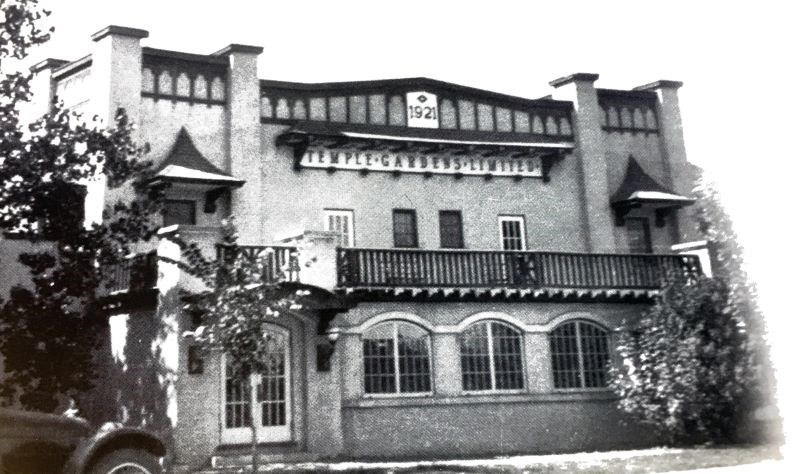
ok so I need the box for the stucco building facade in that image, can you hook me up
[20,25,705,472]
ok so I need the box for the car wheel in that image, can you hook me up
[89,448,162,474]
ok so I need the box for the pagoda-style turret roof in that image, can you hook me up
[611,156,692,205]
[610,156,693,227]
[156,128,244,186]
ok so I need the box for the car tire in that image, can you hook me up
[88,448,162,474]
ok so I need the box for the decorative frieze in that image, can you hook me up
[597,88,659,134]
[260,79,575,139]
[141,47,227,106]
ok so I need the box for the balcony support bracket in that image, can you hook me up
[203,187,227,214]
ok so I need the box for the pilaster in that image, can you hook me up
[524,332,552,392]
[432,333,461,396]
[550,73,616,252]
[213,44,263,243]
[635,80,698,242]
[89,25,148,128]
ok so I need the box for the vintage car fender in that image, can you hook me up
[63,422,167,474]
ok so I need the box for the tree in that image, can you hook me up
[611,273,757,444]
[171,220,304,473]
[610,178,771,444]
[0,0,165,411]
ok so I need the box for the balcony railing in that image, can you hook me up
[337,248,701,290]
[216,245,300,283]
[104,251,159,294]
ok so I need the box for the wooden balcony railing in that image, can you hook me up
[102,245,299,296]
[336,248,701,290]
[104,251,159,294]
[216,245,300,283]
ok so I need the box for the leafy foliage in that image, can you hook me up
[694,178,767,345]
[0,0,52,61]
[171,220,304,381]
[0,1,165,412]
[611,179,771,444]
[169,220,304,472]
[611,273,757,444]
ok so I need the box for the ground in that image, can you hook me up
[196,444,783,473]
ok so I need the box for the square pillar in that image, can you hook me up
[550,73,616,252]
[89,25,148,128]
[213,44,263,243]
[635,80,699,242]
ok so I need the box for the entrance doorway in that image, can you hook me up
[221,325,291,444]
[625,217,653,254]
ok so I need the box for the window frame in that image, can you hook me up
[549,319,611,391]
[459,320,527,394]
[163,199,197,226]
[392,208,419,248]
[323,208,355,247]
[362,320,433,397]
[438,210,464,249]
[498,215,527,251]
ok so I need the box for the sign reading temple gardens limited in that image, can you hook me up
[299,148,544,178]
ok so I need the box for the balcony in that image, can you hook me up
[101,245,299,299]
[215,245,301,283]
[103,251,159,294]
[336,248,701,296]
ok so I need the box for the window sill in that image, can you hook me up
[461,389,527,396]
[344,390,616,409]
[363,392,434,399]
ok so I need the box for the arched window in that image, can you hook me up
[460,321,524,391]
[550,320,610,389]
[362,321,431,395]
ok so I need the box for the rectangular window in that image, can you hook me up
[164,200,196,226]
[439,210,464,248]
[625,217,652,253]
[392,209,418,248]
[499,215,526,250]
[324,209,354,247]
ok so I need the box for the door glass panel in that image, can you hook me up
[259,332,288,427]
[223,326,291,443]
[225,366,251,428]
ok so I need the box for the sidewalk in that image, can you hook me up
[195,444,782,473]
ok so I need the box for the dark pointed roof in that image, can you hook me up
[156,128,244,186]
[611,156,693,205]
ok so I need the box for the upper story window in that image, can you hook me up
[460,321,525,392]
[625,217,652,253]
[439,210,464,249]
[164,200,196,226]
[392,209,418,248]
[550,320,610,389]
[498,215,526,250]
[324,209,354,247]
[362,321,432,395]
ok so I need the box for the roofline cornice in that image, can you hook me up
[260,77,574,109]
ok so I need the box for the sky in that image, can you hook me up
[18,0,800,456]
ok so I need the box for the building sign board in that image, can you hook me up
[299,148,543,178]
[406,91,439,128]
